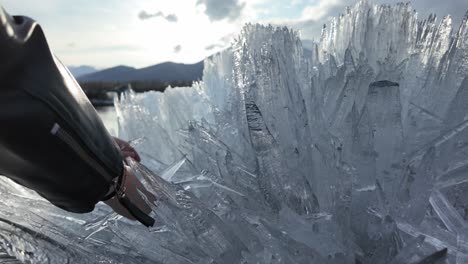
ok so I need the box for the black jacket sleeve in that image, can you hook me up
[0,6,124,213]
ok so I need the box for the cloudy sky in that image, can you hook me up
[1,0,466,68]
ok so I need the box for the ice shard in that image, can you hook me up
[0,1,467,263]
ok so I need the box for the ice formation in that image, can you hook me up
[1,1,468,263]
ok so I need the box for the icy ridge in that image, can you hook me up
[115,0,468,262]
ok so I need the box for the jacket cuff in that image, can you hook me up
[101,162,126,201]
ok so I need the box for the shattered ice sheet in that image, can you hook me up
[1,0,468,263]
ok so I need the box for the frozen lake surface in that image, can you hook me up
[97,106,118,136]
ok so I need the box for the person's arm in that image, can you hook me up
[0,5,155,226]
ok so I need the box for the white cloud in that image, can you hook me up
[173,45,182,53]
[205,44,223,50]
[138,10,178,22]
[248,0,346,40]
[205,33,235,50]
[291,0,304,7]
[300,0,344,21]
[196,0,246,21]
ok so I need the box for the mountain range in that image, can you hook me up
[68,65,98,78]
[75,61,204,83]
[71,44,313,83]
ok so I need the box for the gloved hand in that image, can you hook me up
[104,165,156,221]
[104,138,156,222]
[113,137,141,162]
